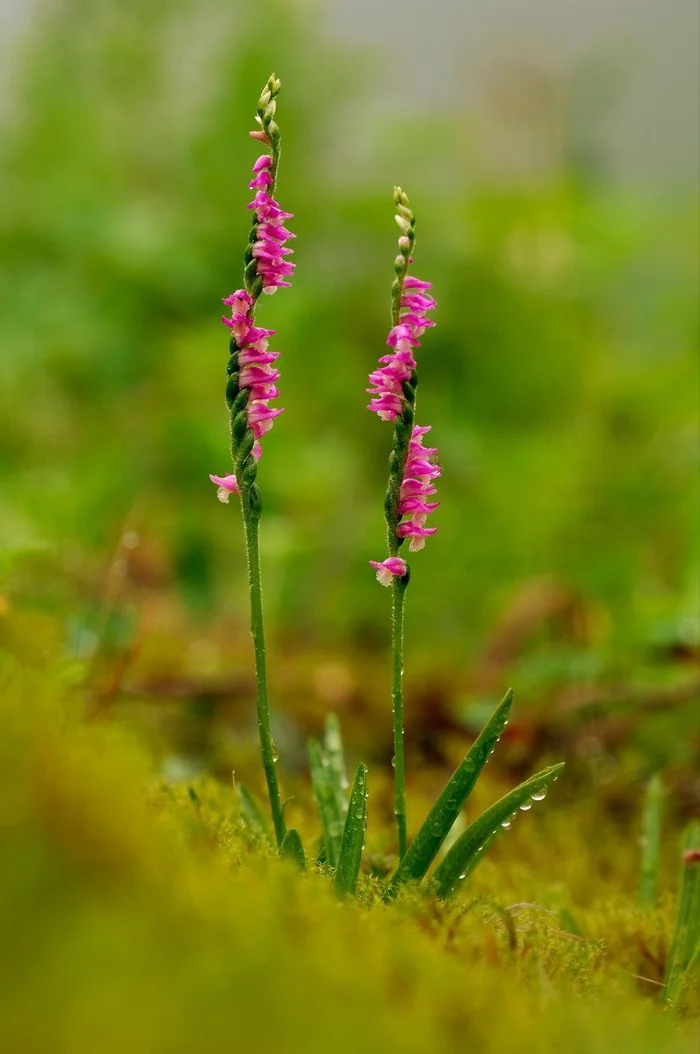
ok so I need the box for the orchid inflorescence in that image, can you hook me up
[209,74,564,896]
[368,189,439,590]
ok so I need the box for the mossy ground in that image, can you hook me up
[2,645,697,1054]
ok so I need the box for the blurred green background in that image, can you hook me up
[0,0,698,777]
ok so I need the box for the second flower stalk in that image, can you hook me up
[367,187,439,859]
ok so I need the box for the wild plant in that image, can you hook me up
[213,74,564,899]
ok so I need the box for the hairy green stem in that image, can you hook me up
[391,577,408,859]
[239,490,286,848]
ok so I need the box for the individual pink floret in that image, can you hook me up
[252,155,274,171]
[209,473,240,503]
[396,520,438,550]
[369,557,408,587]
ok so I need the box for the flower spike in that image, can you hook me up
[210,74,295,851]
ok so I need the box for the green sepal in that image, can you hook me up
[384,488,396,524]
[430,762,566,899]
[225,375,240,410]
[387,689,515,895]
[240,455,258,490]
[232,411,248,444]
[280,829,306,870]
[237,429,255,464]
[334,763,368,899]
[247,483,262,519]
[248,275,264,300]
[230,389,249,417]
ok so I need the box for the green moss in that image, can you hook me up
[0,670,696,1054]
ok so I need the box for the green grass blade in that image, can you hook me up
[324,713,349,817]
[388,688,514,894]
[280,829,306,870]
[236,782,272,842]
[308,737,344,867]
[664,821,700,1007]
[431,762,565,899]
[334,762,368,899]
[638,774,663,906]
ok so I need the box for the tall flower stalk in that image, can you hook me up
[367,189,438,859]
[210,75,295,848]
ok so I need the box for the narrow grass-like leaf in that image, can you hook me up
[334,762,368,899]
[324,713,349,817]
[664,821,700,1007]
[388,688,514,895]
[431,762,565,899]
[280,828,306,870]
[236,783,272,841]
[308,737,344,867]
[638,774,663,906]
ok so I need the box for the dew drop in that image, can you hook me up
[391,756,396,769]
[531,788,547,801]
[501,820,511,829]
[519,802,532,811]
[459,872,467,880]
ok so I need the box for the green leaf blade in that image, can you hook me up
[280,828,306,870]
[664,821,700,1007]
[308,737,345,867]
[334,762,368,899]
[324,713,349,818]
[639,774,663,907]
[236,783,272,842]
[431,762,565,899]
[388,688,514,895]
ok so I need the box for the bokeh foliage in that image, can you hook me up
[2,0,696,674]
